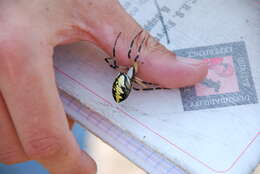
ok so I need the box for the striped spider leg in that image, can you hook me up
[107,30,168,103]
[126,31,164,90]
[132,77,169,91]
[104,32,128,72]
[127,32,169,91]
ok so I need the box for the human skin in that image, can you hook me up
[0,0,208,174]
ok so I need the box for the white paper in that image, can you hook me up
[55,0,260,173]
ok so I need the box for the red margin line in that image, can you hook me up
[55,66,260,173]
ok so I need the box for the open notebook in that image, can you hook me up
[54,0,260,174]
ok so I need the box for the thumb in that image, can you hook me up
[72,0,208,88]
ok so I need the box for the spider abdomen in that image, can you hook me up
[112,73,132,103]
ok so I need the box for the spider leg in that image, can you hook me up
[104,32,122,69]
[105,57,119,69]
[133,77,169,91]
[134,77,159,86]
[105,57,128,71]
[134,37,146,62]
[113,32,122,58]
[133,87,167,91]
[128,30,144,61]
[133,77,149,88]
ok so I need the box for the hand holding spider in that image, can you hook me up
[105,30,208,102]
[0,0,208,173]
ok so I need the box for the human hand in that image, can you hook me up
[0,0,208,174]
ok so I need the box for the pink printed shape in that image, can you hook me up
[196,56,239,96]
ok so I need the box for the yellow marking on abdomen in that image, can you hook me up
[114,75,126,102]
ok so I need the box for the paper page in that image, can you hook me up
[54,0,260,174]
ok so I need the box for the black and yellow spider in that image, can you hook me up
[105,31,166,103]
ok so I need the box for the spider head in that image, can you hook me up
[127,62,137,80]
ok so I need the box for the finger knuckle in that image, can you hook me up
[0,39,29,83]
[0,28,51,85]
[142,32,168,56]
[23,135,63,160]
